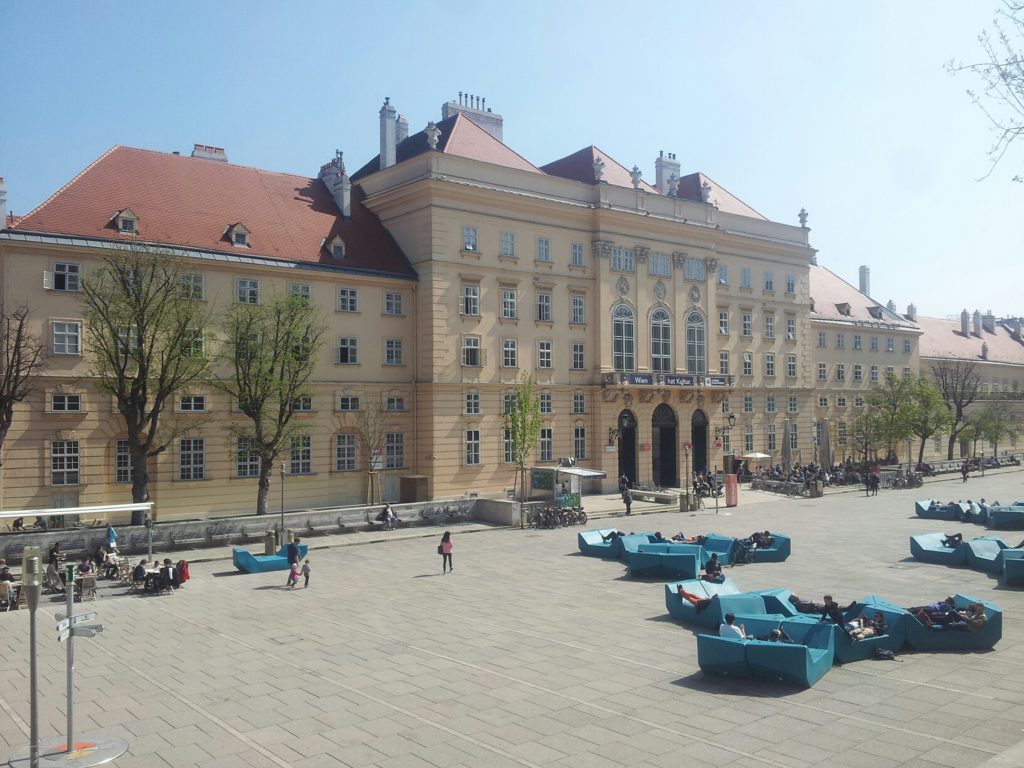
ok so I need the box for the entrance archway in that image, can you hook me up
[616,410,638,486]
[651,403,678,488]
[690,409,709,478]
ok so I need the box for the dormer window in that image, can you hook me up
[329,235,346,260]
[227,223,250,248]
[835,302,851,317]
[867,305,883,320]
[112,208,139,234]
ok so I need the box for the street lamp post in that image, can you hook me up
[279,463,286,547]
[712,413,737,515]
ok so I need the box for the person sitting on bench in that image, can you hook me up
[788,594,825,614]
[758,627,795,643]
[848,611,887,641]
[703,553,725,583]
[719,612,748,639]
[941,533,963,548]
[600,530,627,542]
[676,585,711,612]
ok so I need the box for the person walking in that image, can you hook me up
[623,487,633,516]
[106,523,118,551]
[301,559,311,588]
[287,561,300,589]
[961,460,969,483]
[285,536,301,586]
[439,531,454,574]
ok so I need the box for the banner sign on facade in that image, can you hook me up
[603,373,734,387]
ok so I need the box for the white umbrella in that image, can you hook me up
[742,452,771,460]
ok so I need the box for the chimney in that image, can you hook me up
[379,98,397,170]
[982,310,995,333]
[858,265,870,295]
[960,309,970,337]
[396,114,409,144]
[440,94,504,141]
[1008,317,1022,341]
[0,177,7,223]
[906,303,917,321]
[886,300,897,313]
[318,150,350,217]
[655,151,681,195]
[973,310,982,337]
[191,144,227,162]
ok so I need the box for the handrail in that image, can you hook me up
[0,502,152,520]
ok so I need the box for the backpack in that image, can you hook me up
[873,647,899,661]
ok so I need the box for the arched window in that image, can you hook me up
[612,304,635,372]
[685,310,706,374]
[650,308,672,372]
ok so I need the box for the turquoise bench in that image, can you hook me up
[965,537,1009,574]
[577,529,620,558]
[904,594,1002,651]
[664,576,740,626]
[987,506,1024,529]
[756,587,801,617]
[698,619,835,688]
[232,543,308,574]
[909,532,967,566]
[750,533,791,563]
[703,533,738,564]
[915,499,960,520]
[1003,549,1024,586]
[827,600,909,663]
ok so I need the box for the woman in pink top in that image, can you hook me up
[439,531,453,574]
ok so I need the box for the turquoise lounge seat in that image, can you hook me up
[696,635,749,679]
[909,532,967,566]
[915,500,959,520]
[829,601,909,663]
[232,543,308,574]
[612,533,658,559]
[750,533,791,563]
[987,506,1024,529]
[664,576,740,626]
[626,542,701,579]
[757,588,801,617]
[965,537,1009,574]
[904,594,1002,651]
[1002,549,1024,586]
[745,619,835,687]
[703,534,738,564]
[577,529,620,558]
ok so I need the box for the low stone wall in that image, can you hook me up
[0,497,504,559]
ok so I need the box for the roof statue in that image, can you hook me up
[425,121,441,150]
[798,207,809,227]
[667,172,678,196]
[335,149,344,171]
[593,155,605,182]
[700,180,712,203]
[630,165,642,189]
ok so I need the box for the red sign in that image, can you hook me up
[683,442,692,450]
[714,441,723,449]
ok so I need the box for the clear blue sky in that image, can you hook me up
[1,1,1018,318]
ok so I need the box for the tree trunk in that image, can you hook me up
[917,439,927,469]
[130,449,150,525]
[256,466,271,515]
[947,433,957,461]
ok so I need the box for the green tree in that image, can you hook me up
[0,305,45,504]
[355,398,393,505]
[219,294,324,515]
[866,373,916,460]
[81,246,212,522]
[504,371,542,502]
[907,377,952,468]
[971,401,1021,459]
[930,359,982,459]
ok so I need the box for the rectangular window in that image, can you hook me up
[503,392,515,416]
[903,338,912,354]
[836,333,845,349]
[788,395,798,413]
[855,396,865,407]
[742,352,753,376]
[537,292,552,322]
[540,392,552,414]
[384,292,404,316]
[570,294,585,325]
[462,336,481,367]
[289,283,310,304]
[719,351,729,375]
[818,331,827,348]
[385,339,403,366]
[335,434,356,471]
[386,397,405,412]
[289,435,312,474]
[53,263,81,292]
[767,424,776,451]
[903,367,912,379]
[611,247,634,272]
[236,279,260,304]
[538,340,552,369]
[51,440,80,486]
[744,428,754,453]
[837,422,847,447]
[572,342,585,370]
[742,312,752,337]
[785,274,796,294]
[853,364,863,382]
[887,337,895,352]
[385,432,404,469]
[51,393,82,412]
[338,288,358,312]
[787,354,797,378]
[465,430,481,465]
[572,393,585,414]
[180,272,204,300]
[465,392,480,415]
[570,242,584,267]
[500,231,516,258]
[764,313,775,339]
[743,395,753,413]
[837,395,847,408]
[115,439,132,483]
[819,396,828,408]
[854,334,862,350]
[650,253,671,277]
[684,258,705,281]
[179,395,206,412]
[539,428,553,462]
[462,283,480,316]
[290,395,313,412]
[338,337,358,364]
[719,265,729,285]
[722,397,730,414]
[463,225,478,251]
[789,422,798,449]
[870,365,879,383]
[573,427,587,460]
[502,339,517,368]
[503,428,514,463]
[718,311,729,336]
[501,288,518,319]
[536,237,551,262]
[741,267,752,289]
[337,396,360,412]
[764,272,774,291]
[236,437,260,478]
[870,336,879,352]
[786,317,796,340]
[886,366,895,378]
[765,353,775,377]
[766,395,776,413]
[818,362,827,381]
[52,321,81,355]
[179,438,205,481]
[836,363,846,381]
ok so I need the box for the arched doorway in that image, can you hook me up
[690,409,709,478]
[651,403,678,488]
[616,410,638,486]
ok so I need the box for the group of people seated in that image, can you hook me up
[132,558,186,593]
[10,516,49,532]
[718,613,796,642]
[692,472,722,498]
[930,498,997,521]
[908,596,987,632]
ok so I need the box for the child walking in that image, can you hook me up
[301,559,311,588]
[439,531,453,574]
[287,561,300,589]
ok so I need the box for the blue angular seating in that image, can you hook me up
[703,533,738,564]
[904,594,1002,651]
[664,576,740,626]
[909,532,967,566]
[987,506,1024,529]
[1003,549,1024,586]
[826,601,909,663]
[577,529,620,558]
[756,587,801,617]
[965,537,1009,574]
[745,619,835,687]
[612,532,658,559]
[915,499,960,520]
[232,543,308,574]
[750,533,791,563]
[696,635,749,679]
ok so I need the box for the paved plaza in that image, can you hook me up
[3,470,1024,768]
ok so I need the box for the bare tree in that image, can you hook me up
[355,397,392,504]
[219,294,324,515]
[931,359,982,459]
[947,1,1024,181]
[972,401,1021,459]
[504,372,542,502]
[0,305,45,469]
[907,377,952,468]
[81,246,212,522]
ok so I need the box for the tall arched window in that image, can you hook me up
[612,304,635,372]
[685,310,706,374]
[650,308,672,372]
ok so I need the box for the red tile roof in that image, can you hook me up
[809,265,918,329]
[916,315,1024,364]
[676,172,766,220]
[10,146,415,277]
[541,146,659,193]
